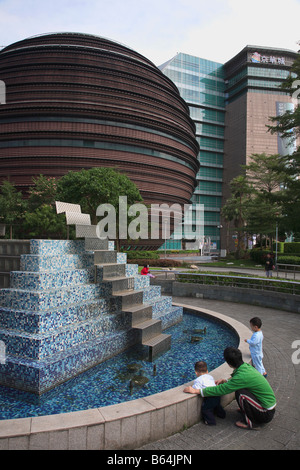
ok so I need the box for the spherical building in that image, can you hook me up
[0,33,199,222]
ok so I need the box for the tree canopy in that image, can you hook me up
[221,152,300,255]
[56,167,143,225]
[268,50,300,140]
[0,167,143,244]
[0,180,25,238]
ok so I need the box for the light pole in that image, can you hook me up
[275,222,278,265]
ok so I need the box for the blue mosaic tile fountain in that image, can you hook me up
[0,238,182,394]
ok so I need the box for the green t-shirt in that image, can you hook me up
[201,362,276,410]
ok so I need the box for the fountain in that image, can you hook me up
[0,202,183,395]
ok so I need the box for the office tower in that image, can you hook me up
[160,53,225,250]
[161,46,298,251]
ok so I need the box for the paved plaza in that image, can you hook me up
[140,296,300,451]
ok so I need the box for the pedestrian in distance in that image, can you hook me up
[265,253,275,278]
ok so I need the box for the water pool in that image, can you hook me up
[0,309,238,420]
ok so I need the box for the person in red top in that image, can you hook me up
[141,265,156,278]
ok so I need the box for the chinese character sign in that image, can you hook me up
[250,52,285,65]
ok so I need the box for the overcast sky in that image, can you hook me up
[0,0,299,66]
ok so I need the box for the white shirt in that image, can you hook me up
[192,373,215,390]
[247,330,264,357]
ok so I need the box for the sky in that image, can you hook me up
[0,0,299,66]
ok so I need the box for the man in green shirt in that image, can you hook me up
[185,347,276,429]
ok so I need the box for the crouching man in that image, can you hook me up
[196,347,276,429]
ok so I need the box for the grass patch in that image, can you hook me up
[199,259,263,269]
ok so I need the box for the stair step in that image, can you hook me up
[143,333,171,347]
[102,276,135,294]
[133,318,162,343]
[134,318,161,330]
[113,289,143,297]
[102,263,126,278]
[121,304,153,326]
[94,250,118,265]
[103,276,130,282]
[122,303,150,313]
[112,289,144,309]
[143,333,171,360]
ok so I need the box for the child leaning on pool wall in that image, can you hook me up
[184,361,226,425]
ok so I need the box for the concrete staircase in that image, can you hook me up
[94,247,171,361]
[0,237,181,394]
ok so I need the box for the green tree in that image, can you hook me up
[23,204,67,239]
[56,167,143,249]
[222,153,289,255]
[23,174,67,239]
[221,175,253,258]
[275,149,300,234]
[0,180,25,239]
[268,49,300,140]
[243,153,287,195]
[27,175,59,211]
[242,153,285,246]
[245,195,282,248]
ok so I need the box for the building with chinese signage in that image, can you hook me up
[160,45,298,251]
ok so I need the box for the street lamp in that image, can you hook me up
[275,222,278,265]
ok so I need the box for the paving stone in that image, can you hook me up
[139,297,300,451]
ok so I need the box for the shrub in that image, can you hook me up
[250,249,269,264]
[126,258,183,267]
[177,273,300,295]
[273,241,284,253]
[276,256,300,265]
[125,250,159,260]
[284,243,300,254]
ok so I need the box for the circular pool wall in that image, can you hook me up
[0,308,239,420]
[0,305,251,450]
[0,33,199,217]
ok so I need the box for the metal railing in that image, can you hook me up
[276,264,300,280]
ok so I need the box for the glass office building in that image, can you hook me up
[160,46,298,252]
[160,53,226,250]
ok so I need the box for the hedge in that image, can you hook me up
[250,249,300,265]
[125,250,159,260]
[250,249,269,264]
[177,273,300,295]
[284,243,300,254]
[126,258,183,267]
[276,256,300,265]
[272,241,284,253]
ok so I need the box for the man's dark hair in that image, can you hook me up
[250,317,262,328]
[224,347,244,368]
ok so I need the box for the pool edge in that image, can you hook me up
[0,303,252,450]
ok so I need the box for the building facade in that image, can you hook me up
[0,33,199,248]
[0,35,298,251]
[161,46,298,251]
[159,53,225,250]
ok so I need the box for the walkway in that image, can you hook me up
[140,296,300,450]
